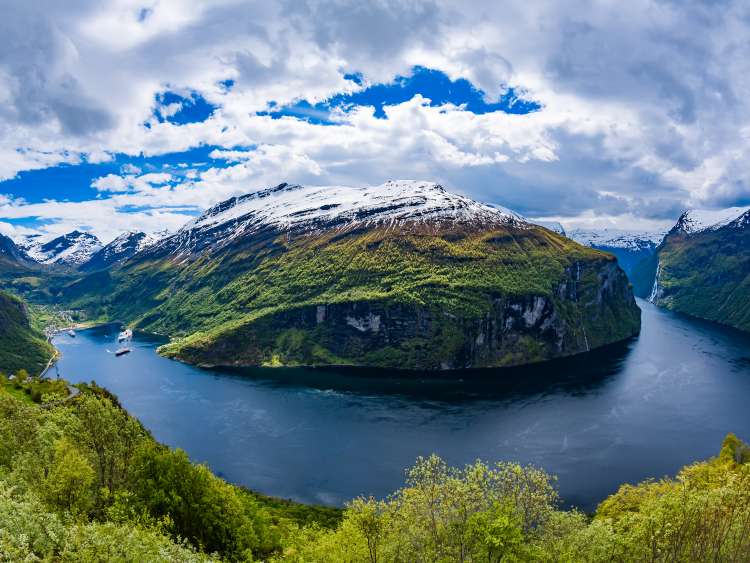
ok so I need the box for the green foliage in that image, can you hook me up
[0,383,340,561]
[277,436,750,562]
[128,441,276,559]
[41,436,96,517]
[276,454,558,562]
[0,481,215,561]
[248,490,343,530]
[0,290,55,375]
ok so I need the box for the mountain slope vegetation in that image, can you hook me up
[0,291,54,375]
[59,182,641,370]
[634,209,750,332]
[0,380,340,561]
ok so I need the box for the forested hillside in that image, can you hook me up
[0,291,54,375]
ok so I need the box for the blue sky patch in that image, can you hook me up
[218,79,235,92]
[0,146,224,204]
[154,91,218,125]
[259,66,541,124]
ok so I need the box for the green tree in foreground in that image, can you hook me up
[277,435,750,562]
[0,385,336,561]
[3,379,750,562]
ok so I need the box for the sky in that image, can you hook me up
[1,0,750,243]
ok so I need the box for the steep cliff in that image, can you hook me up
[639,209,750,332]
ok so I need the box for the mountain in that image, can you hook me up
[0,233,33,269]
[63,181,640,370]
[633,206,750,332]
[20,230,102,266]
[568,229,664,278]
[0,291,54,375]
[81,230,163,272]
[668,206,750,234]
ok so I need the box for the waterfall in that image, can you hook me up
[648,259,661,303]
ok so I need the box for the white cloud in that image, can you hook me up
[2,0,750,237]
[121,163,141,174]
[92,174,130,192]
[91,171,173,194]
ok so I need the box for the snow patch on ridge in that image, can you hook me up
[673,206,750,234]
[187,180,525,235]
[19,231,102,265]
[568,229,665,251]
[158,181,529,257]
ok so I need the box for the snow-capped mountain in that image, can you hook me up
[85,179,639,370]
[0,233,33,266]
[568,229,665,252]
[20,231,102,266]
[154,181,527,258]
[728,209,750,229]
[670,206,750,235]
[568,228,665,278]
[80,230,166,271]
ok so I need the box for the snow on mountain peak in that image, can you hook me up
[106,230,163,253]
[568,228,665,251]
[186,180,525,237]
[80,230,171,270]
[673,206,750,234]
[148,181,529,258]
[20,231,102,265]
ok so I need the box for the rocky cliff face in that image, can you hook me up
[163,255,639,370]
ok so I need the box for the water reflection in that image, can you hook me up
[218,339,634,404]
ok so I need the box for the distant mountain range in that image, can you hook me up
[53,180,640,370]
[80,230,165,272]
[631,206,750,332]
[10,229,166,270]
[19,231,102,266]
[568,229,665,278]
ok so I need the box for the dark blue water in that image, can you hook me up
[53,299,750,511]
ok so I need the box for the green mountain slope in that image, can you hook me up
[64,219,640,370]
[633,212,750,331]
[645,214,750,332]
[0,291,55,375]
